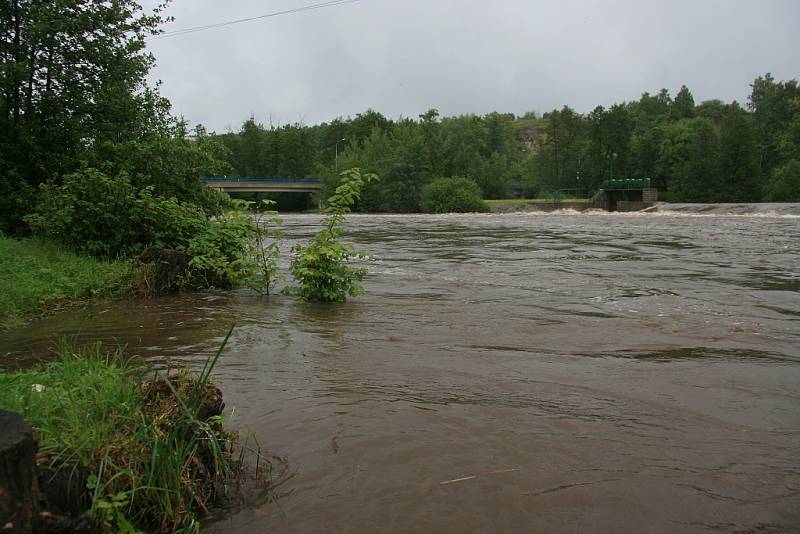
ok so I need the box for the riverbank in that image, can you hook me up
[0,340,238,532]
[0,236,130,330]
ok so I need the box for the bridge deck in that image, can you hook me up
[203,176,322,193]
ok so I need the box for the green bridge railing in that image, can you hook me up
[202,176,322,185]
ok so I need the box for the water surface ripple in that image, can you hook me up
[2,210,799,533]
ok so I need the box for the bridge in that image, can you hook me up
[203,176,322,193]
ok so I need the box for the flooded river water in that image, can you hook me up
[2,208,800,532]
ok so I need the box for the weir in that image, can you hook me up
[590,178,659,211]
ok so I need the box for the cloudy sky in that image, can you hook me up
[143,0,800,132]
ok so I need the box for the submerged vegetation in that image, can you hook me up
[0,339,238,533]
[420,176,488,213]
[290,169,378,302]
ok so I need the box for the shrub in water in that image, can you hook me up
[252,199,285,295]
[290,168,379,302]
[420,176,488,213]
[185,207,259,289]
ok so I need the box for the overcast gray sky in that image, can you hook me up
[143,0,800,132]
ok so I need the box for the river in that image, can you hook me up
[2,207,799,533]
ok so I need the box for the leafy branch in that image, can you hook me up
[289,168,379,302]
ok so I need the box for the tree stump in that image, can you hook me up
[0,411,40,533]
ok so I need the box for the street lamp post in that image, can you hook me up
[609,152,618,180]
[335,137,346,170]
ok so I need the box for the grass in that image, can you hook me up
[0,236,130,329]
[0,334,239,533]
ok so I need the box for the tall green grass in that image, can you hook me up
[0,236,129,328]
[0,332,238,533]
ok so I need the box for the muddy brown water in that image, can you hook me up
[2,208,800,533]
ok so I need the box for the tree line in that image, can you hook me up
[215,76,800,210]
[1,0,798,235]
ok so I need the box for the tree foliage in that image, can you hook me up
[25,168,208,258]
[212,75,800,206]
[765,159,800,201]
[0,0,169,181]
[290,169,379,302]
[420,177,488,213]
[0,0,231,233]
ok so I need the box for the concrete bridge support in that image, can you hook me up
[590,188,658,211]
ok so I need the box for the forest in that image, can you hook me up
[215,77,800,212]
[1,0,799,234]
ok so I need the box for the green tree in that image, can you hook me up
[419,108,444,175]
[0,0,235,233]
[658,118,722,201]
[92,123,233,214]
[379,122,432,211]
[537,106,583,189]
[695,99,729,123]
[718,103,760,201]
[276,124,319,178]
[0,0,169,182]
[347,109,393,145]
[584,104,633,188]
[420,176,488,213]
[671,85,696,120]
[748,73,800,178]
[764,159,800,201]
[634,91,672,124]
[631,125,665,182]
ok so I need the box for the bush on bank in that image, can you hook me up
[0,341,238,533]
[420,176,489,213]
[13,166,381,308]
[25,168,210,259]
[22,168,266,293]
